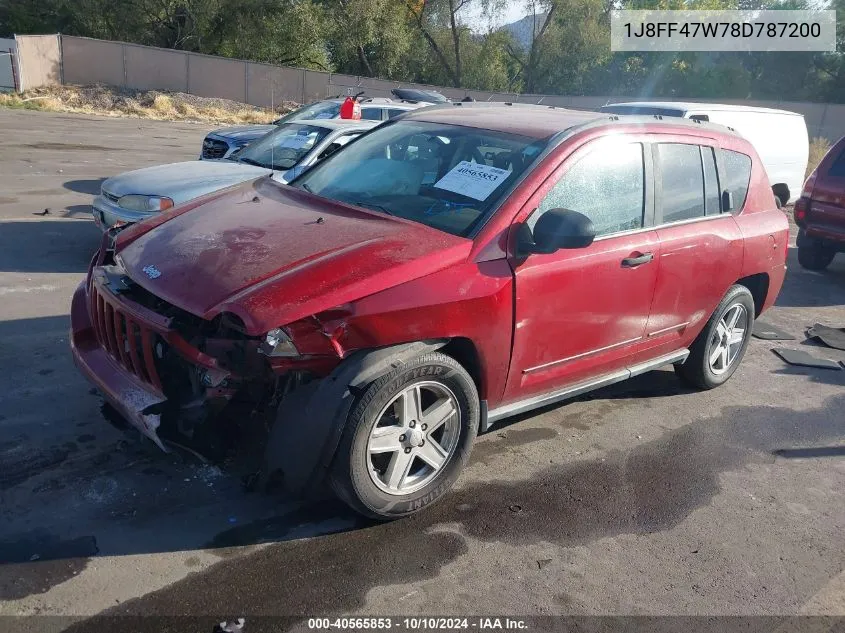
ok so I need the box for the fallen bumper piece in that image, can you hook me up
[772,348,843,370]
[806,323,845,351]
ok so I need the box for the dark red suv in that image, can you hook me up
[71,104,788,519]
[794,135,845,270]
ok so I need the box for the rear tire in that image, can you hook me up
[797,240,835,271]
[675,285,755,390]
[330,352,479,520]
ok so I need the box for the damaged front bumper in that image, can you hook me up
[71,279,170,449]
[70,269,237,450]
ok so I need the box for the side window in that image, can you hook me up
[387,109,407,119]
[315,133,361,162]
[720,150,752,211]
[658,143,705,223]
[532,142,644,237]
[702,146,721,215]
[826,146,845,178]
[361,108,383,121]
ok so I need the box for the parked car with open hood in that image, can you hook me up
[93,119,377,230]
[72,104,787,519]
[201,97,424,160]
[599,101,809,206]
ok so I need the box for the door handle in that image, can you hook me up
[621,252,654,268]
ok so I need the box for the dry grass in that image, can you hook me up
[807,136,832,178]
[0,84,299,124]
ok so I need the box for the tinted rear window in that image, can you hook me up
[721,150,752,211]
[827,147,845,177]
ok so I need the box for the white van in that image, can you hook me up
[599,101,809,205]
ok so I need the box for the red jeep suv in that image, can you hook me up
[794,135,845,270]
[71,104,788,519]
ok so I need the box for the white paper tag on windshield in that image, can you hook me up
[433,161,510,201]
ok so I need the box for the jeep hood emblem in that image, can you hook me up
[142,264,162,279]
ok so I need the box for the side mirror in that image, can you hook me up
[722,190,734,212]
[518,208,596,256]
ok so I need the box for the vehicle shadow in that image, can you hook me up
[774,446,845,459]
[775,247,845,308]
[0,219,100,273]
[61,391,845,626]
[63,178,106,195]
[487,367,694,434]
[769,364,845,387]
[63,204,95,219]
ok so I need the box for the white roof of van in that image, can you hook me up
[604,101,804,117]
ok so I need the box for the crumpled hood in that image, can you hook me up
[209,125,275,141]
[116,178,470,334]
[102,161,271,204]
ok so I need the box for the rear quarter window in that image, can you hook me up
[721,150,752,211]
[826,146,845,178]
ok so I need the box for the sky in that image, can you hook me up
[462,0,531,33]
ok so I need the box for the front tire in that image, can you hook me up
[675,285,755,390]
[330,352,479,520]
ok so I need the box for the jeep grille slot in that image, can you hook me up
[90,284,163,391]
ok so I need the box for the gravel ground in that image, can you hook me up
[0,108,843,631]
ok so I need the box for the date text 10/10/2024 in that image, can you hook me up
[307,618,529,630]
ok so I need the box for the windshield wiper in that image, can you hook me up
[300,183,314,193]
[352,200,394,216]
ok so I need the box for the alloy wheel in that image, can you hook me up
[366,381,461,495]
[708,304,748,375]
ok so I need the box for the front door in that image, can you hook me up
[505,138,660,402]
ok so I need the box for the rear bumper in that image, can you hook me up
[70,280,169,449]
[800,225,845,251]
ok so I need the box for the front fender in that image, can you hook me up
[264,340,447,495]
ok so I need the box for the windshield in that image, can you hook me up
[273,101,341,125]
[292,121,548,237]
[235,123,331,170]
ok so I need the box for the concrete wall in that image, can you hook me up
[246,62,304,106]
[14,34,60,91]
[13,34,845,142]
[188,53,246,102]
[62,36,123,86]
[0,38,16,90]
[125,44,187,92]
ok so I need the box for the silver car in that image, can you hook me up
[92,119,377,230]
[201,97,426,160]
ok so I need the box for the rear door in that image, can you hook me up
[809,136,845,238]
[642,139,743,356]
[505,137,661,402]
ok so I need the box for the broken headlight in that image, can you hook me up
[258,328,299,357]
